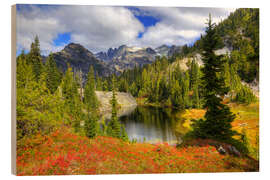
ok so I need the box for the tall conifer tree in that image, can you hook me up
[29,36,42,81]
[84,66,99,138]
[107,75,122,138]
[84,66,99,110]
[191,15,236,141]
[44,53,62,94]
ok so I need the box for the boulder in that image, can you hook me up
[95,91,137,119]
[217,145,226,155]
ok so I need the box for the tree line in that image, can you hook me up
[101,50,256,110]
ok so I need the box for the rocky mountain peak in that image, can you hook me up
[145,47,156,54]
[50,43,112,78]
[62,43,93,56]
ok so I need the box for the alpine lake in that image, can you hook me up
[118,106,188,145]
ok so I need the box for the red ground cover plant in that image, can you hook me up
[16,127,258,175]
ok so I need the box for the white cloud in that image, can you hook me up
[16,5,235,55]
[16,5,144,55]
[132,7,236,48]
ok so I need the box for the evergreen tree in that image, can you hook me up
[85,112,98,138]
[96,74,103,91]
[16,50,29,89]
[222,55,256,104]
[84,66,99,138]
[148,74,162,103]
[190,59,201,108]
[102,79,109,91]
[182,71,190,108]
[191,15,236,141]
[170,78,183,108]
[222,56,231,88]
[71,77,83,132]
[107,76,122,138]
[192,84,200,108]
[75,68,84,102]
[61,64,82,128]
[61,65,75,106]
[29,36,42,81]
[84,66,99,110]
[118,77,128,92]
[129,82,138,97]
[121,125,129,142]
[138,68,150,97]
[44,53,62,94]
[235,85,257,104]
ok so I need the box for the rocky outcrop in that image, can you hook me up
[95,91,137,119]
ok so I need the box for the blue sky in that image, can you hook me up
[16,4,235,55]
[53,33,71,46]
[135,15,159,38]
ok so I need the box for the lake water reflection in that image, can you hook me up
[119,106,186,144]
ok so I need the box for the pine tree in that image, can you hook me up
[16,50,30,89]
[182,71,190,108]
[170,78,183,109]
[85,112,98,138]
[96,74,103,91]
[118,78,128,92]
[129,82,138,97]
[235,85,257,104]
[61,64,82,128]
[107,75,122,138]
[121,125,129,142]
[139,68,150,96]
[84,66,99,111]
[71,77,83,132]
[84,66,99,138]
[29,36,43,81]
[102,79,109,91]
[44,53,62,94]
[191,15,236,141]
[76,68,84,102]
[222,56,231,89]
[61,65,75,106]
[190,59,201,108]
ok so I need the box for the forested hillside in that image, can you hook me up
[177,8,259,83]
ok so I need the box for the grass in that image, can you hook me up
[17,126,258,175]
[177,102,259,160]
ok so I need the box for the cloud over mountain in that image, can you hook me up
[16,5,235,55]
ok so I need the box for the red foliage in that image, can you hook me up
[16,128,258,175]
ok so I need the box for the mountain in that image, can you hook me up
[95,45,156,61]
[167,45,183,57]
[95,45,160,73]
[155,44,171,57]
[50,43,112,78]
[96,44,182,62]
